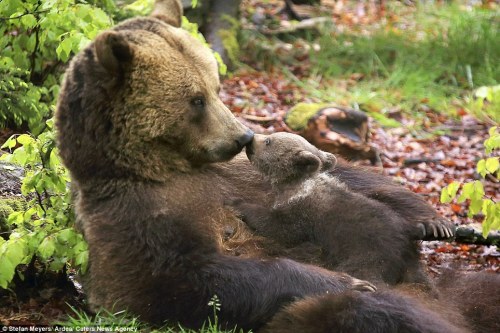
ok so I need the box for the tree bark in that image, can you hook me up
[203,0,241,69]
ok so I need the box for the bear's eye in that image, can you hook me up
[191,97,205,108]
[264,138,271,146]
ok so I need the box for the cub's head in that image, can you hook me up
[246,133,337,186]
[56,0,253,182]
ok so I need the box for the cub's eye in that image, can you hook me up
[264,138,271,146]
[191,97,205,108]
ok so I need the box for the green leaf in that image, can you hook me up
[20,14,37,29]
[468,197,482,216]
[56,37,73,62]
[75,250,89,273]
[477,159,487,178]
[485,157,499,174]
[38,237,56,260]
[57,228,76,244]
[446,181,460,198]
[1,137,17,149]
[440,189,449,203]
[0,256,15,289]
[7,211,24,225]
[16,134,33,145]
[5,240,27,267]
[124,0,154,15]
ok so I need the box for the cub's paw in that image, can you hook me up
[417,217,456,240]
[351,278,377,292]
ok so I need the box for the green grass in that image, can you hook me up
[56,305,249,333]
[307,3,499,123]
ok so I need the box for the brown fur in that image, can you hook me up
[56,1,375,330]
[262,290,470,333]
[437,270,500,333]
[55,0,463,329]
[237,133,430,287]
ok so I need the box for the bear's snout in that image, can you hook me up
[236,129,254,150]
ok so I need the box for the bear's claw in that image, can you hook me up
[417,218,455,240]
[351,278,377,292]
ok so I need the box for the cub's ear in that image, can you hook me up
[94,31,134,74]
[321,152,338,171]
[294,151,321,174]
[151,0,183,27]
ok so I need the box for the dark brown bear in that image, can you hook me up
[262,291,470,333]
[55,0,375,330]
[240,132,429,286]
[265,270,500,333]
[437,270,500,333]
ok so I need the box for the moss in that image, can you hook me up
[285,102,330,131]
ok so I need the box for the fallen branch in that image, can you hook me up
[259,17,331,36]
[455,223,500,246]
[240,114,276,122]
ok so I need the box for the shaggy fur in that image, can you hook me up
[437,270,500,333]
[240,133,429,287]
[55,0,464,330]
[262,291,470,333]
[56,1,375,329]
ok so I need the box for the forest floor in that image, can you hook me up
[1,0,499,329]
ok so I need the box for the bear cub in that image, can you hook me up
[242,132,428,286]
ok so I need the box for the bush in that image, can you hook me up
[0,0,114,289]
[441,127,500,237]
[0,0,113,132]
[0,0,224,291]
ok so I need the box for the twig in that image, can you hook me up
[241,114,276,122]
[403,158,442,166]
[0,9,49,21]
[34,189,47,218]
[29,26,40,83]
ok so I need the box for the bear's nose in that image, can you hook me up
[236,129,254,150]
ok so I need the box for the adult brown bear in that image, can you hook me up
[55,0,375,329]
[55,0,456,330]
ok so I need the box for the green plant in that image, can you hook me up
[0,120,88,289]
[0,0,114,289]
[0,0,113,132]
[0,0,228,291]
[441,126,500,237]
[58,298,250,333]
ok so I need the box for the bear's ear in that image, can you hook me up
[294,151,321,174]
[321,152,338,171]
[94,31,134,74]
[151,0,183,28]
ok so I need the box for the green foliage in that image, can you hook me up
[123,0,155,16]
[218,15,242,67]
[0,0,227,291]
[0,120,88,289]
[182,17,228,75]
[315,7,498,87]
[0,0,113,288]
[0,0,113,131]
[441,127,500,237]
